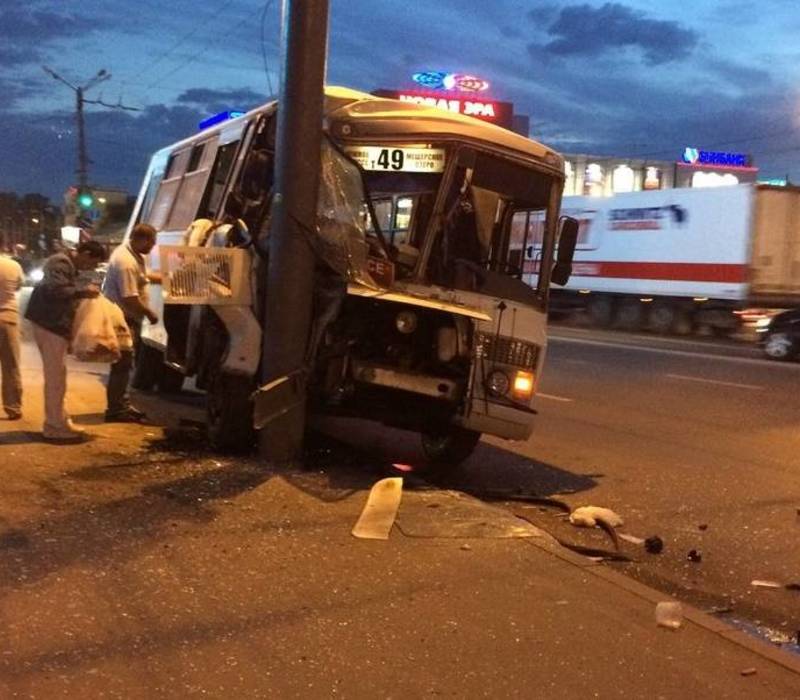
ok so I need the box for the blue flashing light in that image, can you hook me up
[198,109,246,131]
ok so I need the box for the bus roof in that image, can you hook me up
[154,86,563,172]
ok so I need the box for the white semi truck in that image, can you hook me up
[544,184,800,334]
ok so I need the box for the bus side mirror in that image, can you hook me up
[551,216,578,286]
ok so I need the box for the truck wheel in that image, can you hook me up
[421,427,481,472]
[587,297,614,328]
[157,364,185,394]
[131,344,162,391]
[207,371,256,452]
[763,332,797,361]
[614,300,644,331]
[648,304,675,334]
[672,310,694,336]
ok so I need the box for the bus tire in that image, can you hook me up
[207,371,255,453]
[420,427,481,472]
[157,364,185,394]
[587,297,615,328]
[131,343,162,391]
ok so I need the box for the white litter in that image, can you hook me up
[655,601,683,630]
[352,477,403,540]
[569,506,624,528]
[750,580,782,589]
[618,533,644,545]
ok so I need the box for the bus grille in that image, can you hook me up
[475,333,539,370]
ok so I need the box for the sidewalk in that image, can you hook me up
[1,339,799,698]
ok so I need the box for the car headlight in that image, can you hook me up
[395,310,418,334]
[755,317,772,331]
[487,370,510,396]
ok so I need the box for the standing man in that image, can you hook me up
[0,252,24,420]
[25,241,106,441]
[102,223,159,422]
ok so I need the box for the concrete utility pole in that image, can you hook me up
[257,0,330,464]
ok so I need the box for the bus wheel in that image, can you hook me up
[157,364,185,394]
[420,427,481,472]
[207,371,255,452]
[648,303,675,334]
[587,297,615,328]
[131,344,162,391]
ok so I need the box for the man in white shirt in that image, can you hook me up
[102,224,159,422]
[0,253,23,420]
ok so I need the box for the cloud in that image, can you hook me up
[0,8,89,44]
[176,88,264,113]
[0,6,114,71]
[542,3,698,65]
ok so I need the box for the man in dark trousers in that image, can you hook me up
[102,223,160,422]
[25,241,106,441]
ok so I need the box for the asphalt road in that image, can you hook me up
[324,325,800,649]
[480,327,800,644]
[13,284,800,649]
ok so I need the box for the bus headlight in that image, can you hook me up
[396,310,418,334]
[512,371,535,400]
[487,370,510,397]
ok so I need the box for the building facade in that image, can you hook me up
[563,147,759,197]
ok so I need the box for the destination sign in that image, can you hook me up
[345,146,446,173]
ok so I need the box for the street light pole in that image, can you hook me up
[256,0,330,465]
[42,67,111,191]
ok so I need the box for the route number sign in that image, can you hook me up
[345,146,445,173]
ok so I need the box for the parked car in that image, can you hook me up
[756,308,800,360]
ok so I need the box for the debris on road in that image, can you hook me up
[460,543,472,551]
[644,536,664,554]
[698,523,708,531]
[687,549,702,563]
[740,668,757,677]
[655,601,683,630]
[751,579,784,589]
[569,506,623,528]
[750,579,800,592]
[352,477,403,540]
[618,533,644,545]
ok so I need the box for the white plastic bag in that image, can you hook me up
[105,299,133,352]
[71,297,124,363]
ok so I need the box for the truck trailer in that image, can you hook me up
[543,184,800,335]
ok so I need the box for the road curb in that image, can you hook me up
[525,536,800,675]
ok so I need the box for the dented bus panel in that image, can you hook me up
[124,87,575,468]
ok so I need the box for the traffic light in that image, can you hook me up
[77,189,94,210]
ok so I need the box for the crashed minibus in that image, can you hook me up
[125,87,578,468]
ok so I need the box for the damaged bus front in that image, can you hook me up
[130,88,577,467]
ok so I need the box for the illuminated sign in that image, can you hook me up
[373,89,514,129]
[758,178,787,186]
[198,110,245,131]
[682,147,748,168]
[345,145,446,173]
[411,71,490,93]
